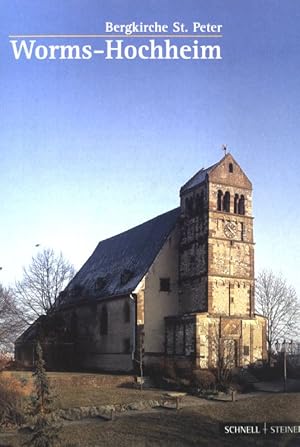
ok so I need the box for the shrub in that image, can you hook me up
[192,369,216,391]
[0,357,7,372]
[24,342,61,447]
[0,373,27,427]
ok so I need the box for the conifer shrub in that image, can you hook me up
[24,342,60,447]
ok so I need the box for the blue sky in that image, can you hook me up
[1,1,300,296]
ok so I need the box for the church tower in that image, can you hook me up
[179,153,254,318]
[166,152,267,369]
[206,154,254,319]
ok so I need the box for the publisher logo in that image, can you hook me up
[220,422,300,436]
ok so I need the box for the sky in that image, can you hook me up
[1,1,300,297]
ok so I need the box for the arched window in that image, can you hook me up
[234,194,239,214]
[229,163,233,173]
[100,305,108,335]
[217,190,223,211]
[223,191,230,212]
[238,195,245,215]
[124,301,130,323]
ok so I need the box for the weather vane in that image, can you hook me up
[222,144,227,155]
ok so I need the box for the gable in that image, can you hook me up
[208,154,252,189]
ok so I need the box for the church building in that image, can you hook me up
[15,153,267,372]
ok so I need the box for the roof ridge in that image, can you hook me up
[95,207,180,246]
[180,160,219,193]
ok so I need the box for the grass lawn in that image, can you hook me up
[2,371,163,408]
[1,372,300,446]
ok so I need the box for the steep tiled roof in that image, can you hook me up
[60,208,180,305]
[180,162,218,193]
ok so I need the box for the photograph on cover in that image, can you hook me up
[1,1,300,445]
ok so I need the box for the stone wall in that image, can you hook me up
[179,182,209,313]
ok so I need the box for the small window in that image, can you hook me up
[223,191,230,212]
[95,277,107,291]
[238,195,245,215]
[234,194,239,214]
[124,301,130,323]
[229,163,233,173]
[120,269,133,285]
[243,345,250,356]
[217,190,223,211]
[160,278,170,292]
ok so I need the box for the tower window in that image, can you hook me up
[160,278,170,292]
[229,163,233,173]
[100,305,108,335]
[223,191,230,212]
[238,195,245,215]
[217,190,223,211]
[234,194,239,214]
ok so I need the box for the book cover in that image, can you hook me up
[1,1,299,446]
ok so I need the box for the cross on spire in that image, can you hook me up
[222,144,227,155]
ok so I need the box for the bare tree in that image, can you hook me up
[208,323,236,389]
[0,285,25,353]
[255,270,300,362]
[15,249,75,325]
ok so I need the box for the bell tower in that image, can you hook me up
[167,152,266,368]
[206,153,255,318]
[179,153,254,317]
